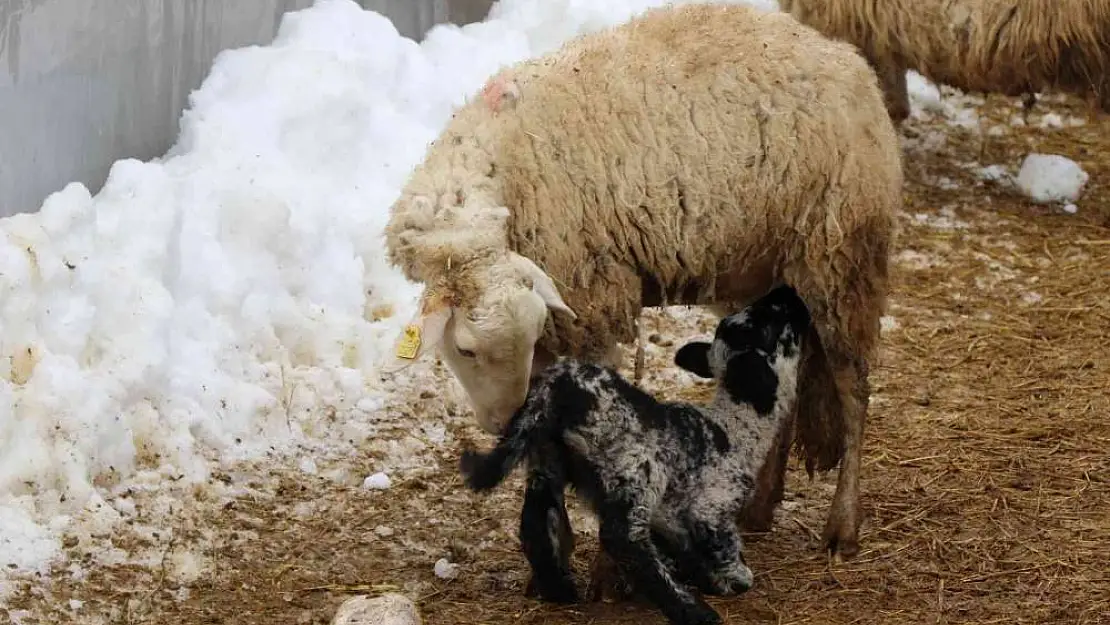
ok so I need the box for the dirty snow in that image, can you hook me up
[363,472,393,490]
[1016,154,1090,205]
[433,557,460,580]
[0,0,789,594]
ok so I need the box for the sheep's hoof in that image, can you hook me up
[822,521,860,560]
[739,499,776,533]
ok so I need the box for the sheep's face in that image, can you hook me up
[440,288,549,432]
[387,252,576,434]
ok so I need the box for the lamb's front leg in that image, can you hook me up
[683,513,754,597]
[598,500,722,625]
[585,340,640,602]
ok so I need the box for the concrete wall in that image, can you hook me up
[0,0,494,218]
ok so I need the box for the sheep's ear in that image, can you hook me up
[384,296,452,372]
[508,252,576,320]
[674,341,712,378]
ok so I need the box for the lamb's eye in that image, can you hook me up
[457,348,477,359]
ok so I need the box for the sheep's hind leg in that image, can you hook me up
[818,348,870,559]
[795,234,889,560]
[519,468,578,603]
[876,60,910,124]
[598,500,722,625]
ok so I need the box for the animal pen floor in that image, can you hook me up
[9,91,1110,625]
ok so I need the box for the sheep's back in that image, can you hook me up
[489,3,900,305]
[785,0,1110,99]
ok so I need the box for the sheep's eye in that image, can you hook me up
[457,348,477,359]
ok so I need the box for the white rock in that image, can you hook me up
[331,593,422,625]
[362,472,392,490]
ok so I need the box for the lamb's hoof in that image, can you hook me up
[707,562,754,596]
[525,574,579,604]
[675,604,723,625]
[586,554,635,602]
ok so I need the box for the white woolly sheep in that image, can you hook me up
[778,0,1110,123]
[383,2,902,567]
[459,286,811,625]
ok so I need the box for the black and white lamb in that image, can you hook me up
[458,285,811,625]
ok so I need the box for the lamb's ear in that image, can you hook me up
[384,295,452,372]
[674,341,712,378]
[508,252,576,320]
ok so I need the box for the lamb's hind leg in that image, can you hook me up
[520,467,578,603]
[585,342,640,602]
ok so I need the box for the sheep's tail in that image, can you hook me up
[459,385,556,493]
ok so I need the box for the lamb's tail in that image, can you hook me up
[459,387,555,493]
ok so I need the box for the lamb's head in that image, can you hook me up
[388,250,576,434]
[674,285,811,415]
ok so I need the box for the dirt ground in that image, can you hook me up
[6,88,1109,625]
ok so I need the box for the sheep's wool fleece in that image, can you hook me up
[780,0,1110,103]
[386,2,903,360]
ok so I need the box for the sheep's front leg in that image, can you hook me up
[519,469,578,603]
[598,501,722,625]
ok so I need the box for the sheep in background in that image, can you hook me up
[459,285,812,625]
[383,1,902,571]
[778,0,1110,123]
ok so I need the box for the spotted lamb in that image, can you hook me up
[458,285,810,625]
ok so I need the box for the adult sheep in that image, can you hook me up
[384,2,902,563]
[778,0,1110,123]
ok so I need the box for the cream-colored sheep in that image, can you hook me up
[779,0,1110,122]
[384,2,902,566]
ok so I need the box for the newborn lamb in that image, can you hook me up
[459,285,811,625]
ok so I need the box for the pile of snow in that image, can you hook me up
[1016,154,1089,209]
[433,557,459,580]
[906,71,981,130]
[362,472,392,490]
[0,0,783,589]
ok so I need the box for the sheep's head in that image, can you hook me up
[387,250,576,433]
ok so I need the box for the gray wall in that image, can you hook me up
[0,0,494,218]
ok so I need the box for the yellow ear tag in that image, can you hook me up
[394,324,422,360]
